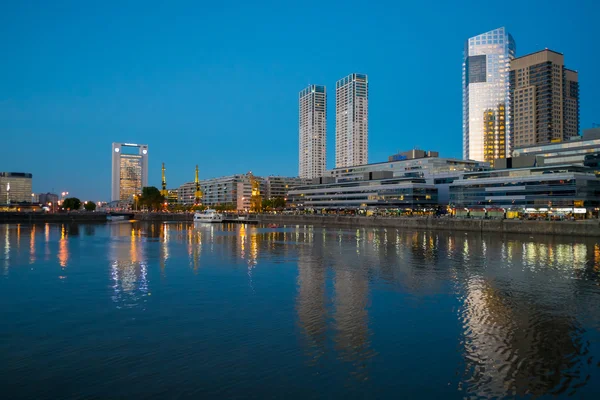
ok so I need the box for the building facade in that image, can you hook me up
[38,193,59,206]
[510,49,579,148]
[512,128,600,167]
[299,85,327,179]
[0,172,33,204]
[336,73,368,168]
[263,176,310,199]
[111,143,148,202]
[288,178,438,211]
[324,155,488,204]
[463,27,516,166]
[450,165,600,209]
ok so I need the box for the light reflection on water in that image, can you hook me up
[0,222,600,399]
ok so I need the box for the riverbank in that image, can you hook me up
[0,212,107,224]
[258,214,600,237]
[133,212,192,221]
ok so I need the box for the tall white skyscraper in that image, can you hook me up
[336,73,368,168]
[299,85,327,179]
[111,142,149,202]
[463,27,515,166]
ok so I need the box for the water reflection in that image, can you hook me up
[109,224,149,309]
[1,222,600,398]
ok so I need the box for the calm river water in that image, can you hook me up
[1,222,600,399]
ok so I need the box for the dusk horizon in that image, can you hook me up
[2,0,599,200]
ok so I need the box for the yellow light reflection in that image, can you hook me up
[29,225,36,264]
[58,225,69,267]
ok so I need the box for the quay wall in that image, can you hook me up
[133,213,193,222]
[258,215,600,237]
[0,212,107,224]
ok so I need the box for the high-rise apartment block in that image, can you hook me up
[510,49,579,148]
[299,85,327,179]
[111,143,148,202]
[463,27,515,167]
[335,73,368,168]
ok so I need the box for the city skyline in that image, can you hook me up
[1,1,599,200]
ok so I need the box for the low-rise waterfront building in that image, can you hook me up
[179,174,308,210]
[38,193,58,206]
[324,154,488,204]
[449,165,600,210]
[263,176,310,199]
[288,175,437,211]
[509,127,600,167]
[0,172,33,204]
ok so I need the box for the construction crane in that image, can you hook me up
[194,165,203,205]
[161,163,168,197]
[248,171,262,212]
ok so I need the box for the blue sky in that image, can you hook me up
[1,0,599,201]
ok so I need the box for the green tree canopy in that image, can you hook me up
[84,201,96,211]
[140,186,165,211]
[62,197,81,211]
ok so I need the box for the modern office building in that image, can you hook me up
[449,165,600,210]
[111,143,148,202]
[323,153,488,203]
[510,127,600,167]
[288,176,438,211]
[299,85,327,179]
[0,172,33,204]
[263,176,310,199]
[336,73,368,168]
[510,49,579,148]
[463,27,516,166]
[388,149,439,162]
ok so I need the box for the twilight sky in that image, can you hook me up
[1,0,599,201]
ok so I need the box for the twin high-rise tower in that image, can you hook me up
[299,73,369,179]
[463,27,579,165]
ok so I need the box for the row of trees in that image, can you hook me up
[135,186,287,213]
[60,198,96,211]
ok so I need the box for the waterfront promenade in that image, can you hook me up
[258,214,600,237]
[3,211,600,237]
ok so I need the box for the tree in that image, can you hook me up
[272,197,286,209]
[139,186,165,211]
[84,201,96,211]
[62,197,81,211]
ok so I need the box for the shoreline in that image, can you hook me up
[3,212,600,237]
[257,214,600,237]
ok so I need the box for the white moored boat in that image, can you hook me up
[193,209,224,223]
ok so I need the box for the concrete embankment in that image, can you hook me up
[133,213,193,222]
[258,214,600,237]
[0,212,108,224]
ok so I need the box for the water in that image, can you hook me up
[1,222,600,399]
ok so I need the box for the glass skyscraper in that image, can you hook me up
[111,143,149,202]
[463,27,515,166]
